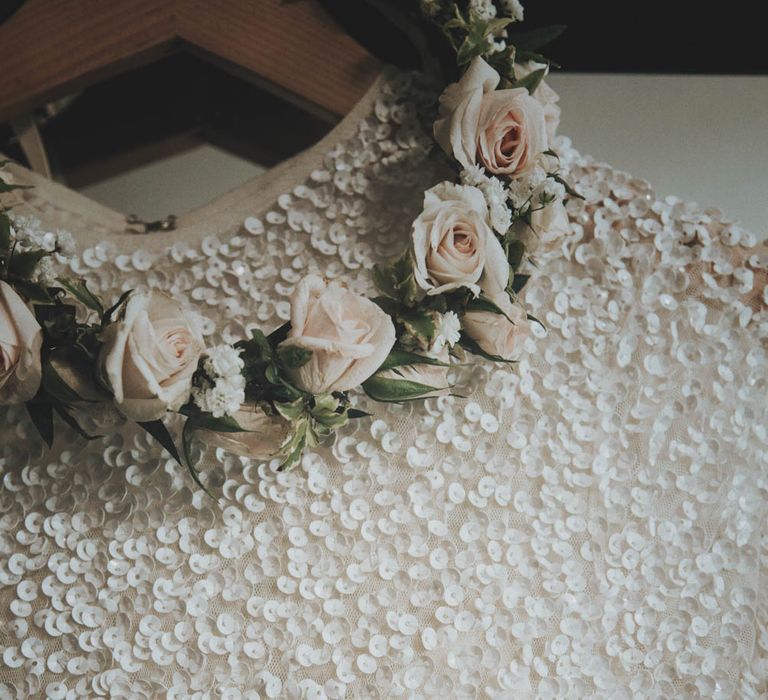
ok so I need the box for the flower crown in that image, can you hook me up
[0,1,577,490]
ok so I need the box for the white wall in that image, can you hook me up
[82,74,768,239]
[548,73,768,239]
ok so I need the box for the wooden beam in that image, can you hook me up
[0,0,177,122]
[0,0,381,123]
[179,0,381,120]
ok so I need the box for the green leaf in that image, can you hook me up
[377,347,449,372]
[507,239,526,271]
[186,412,246,433]
[277,345,312,369]
[41,359,83,404]
[137,419,182,464]
[310,393,349,430]
[510,274,531,294]
[237,329,274,384]
[371,296,400,317]
[510,67,547,94]
[347,408,372,420]
[102,289,133,325]
[516,49,561,69]
[362,375,443,402]
[0,213,11,254]
[26,400,54,448]
[455,16,517,65]
[459,332,516,364]
[8,249,48,280]
[484,17,515,36]
[181,419,213,497]
[56,277,104,315]
[267,322,291,346]
[527,312,546,329]
[274,397,306,422]
[373,251,419,305]
[466,293,517,323]
[508,24,566,52]
[399,307,436,346]
[9,279,55,304]
[277,420,307,472]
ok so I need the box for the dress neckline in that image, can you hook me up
[2,71,385,254]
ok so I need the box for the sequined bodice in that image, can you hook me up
[1,71,767,699]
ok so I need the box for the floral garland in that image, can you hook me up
[0,0,577,488]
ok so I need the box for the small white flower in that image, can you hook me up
[460,164,488,188]
[192,379,245,419]
[203,344,244,380]
[192,374,246,419]
[193,344,246,418]
[432,311,461,353]
[469,0,497,20]
[507,164,548,210]
[536,177,566,207]
[501,0,524,21]
[527,165,547,189]
[482,176,513,234]
[507,178,532,210]
[34,257,56,286]
[55,230,76,256]
[490,38,507,54]
[461,167,512,234]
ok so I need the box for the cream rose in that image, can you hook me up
[515,61,561,143]
[462,292,530,361]
[279,276,396,394]
[197,404,290,460]
[412,181,509,296]
[0,281,43,405]
[512,199,571,255]
[98,290,204,422]
[434,56,548,177]
[376,346,451,399]
[532,199,571,248]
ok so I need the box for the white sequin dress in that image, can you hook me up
[1,70,767,699]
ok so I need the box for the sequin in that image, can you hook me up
[2,69,767,700]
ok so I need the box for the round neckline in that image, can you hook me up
[5,71,386,254]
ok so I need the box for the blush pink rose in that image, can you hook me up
[515,61,561,143]
[412,182,509,297]
[0,281,43,405]
[98,291,204,422]
[279,276,396,394]
[434,56,548,177]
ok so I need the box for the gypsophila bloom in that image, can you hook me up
[501,0,524,21]
[490,38,507,54]
[432,311,461,352]
[192,344,246,418]
[34,257,56,286]
[508,164,548,209]
[469,0,497,20]
[203,344,244,380]
[192,378,245,419]
[460,164,488,189]
[483,176,512,233]
[54,230,76,257]
[461,167,512,234]
[537,178,566,206]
